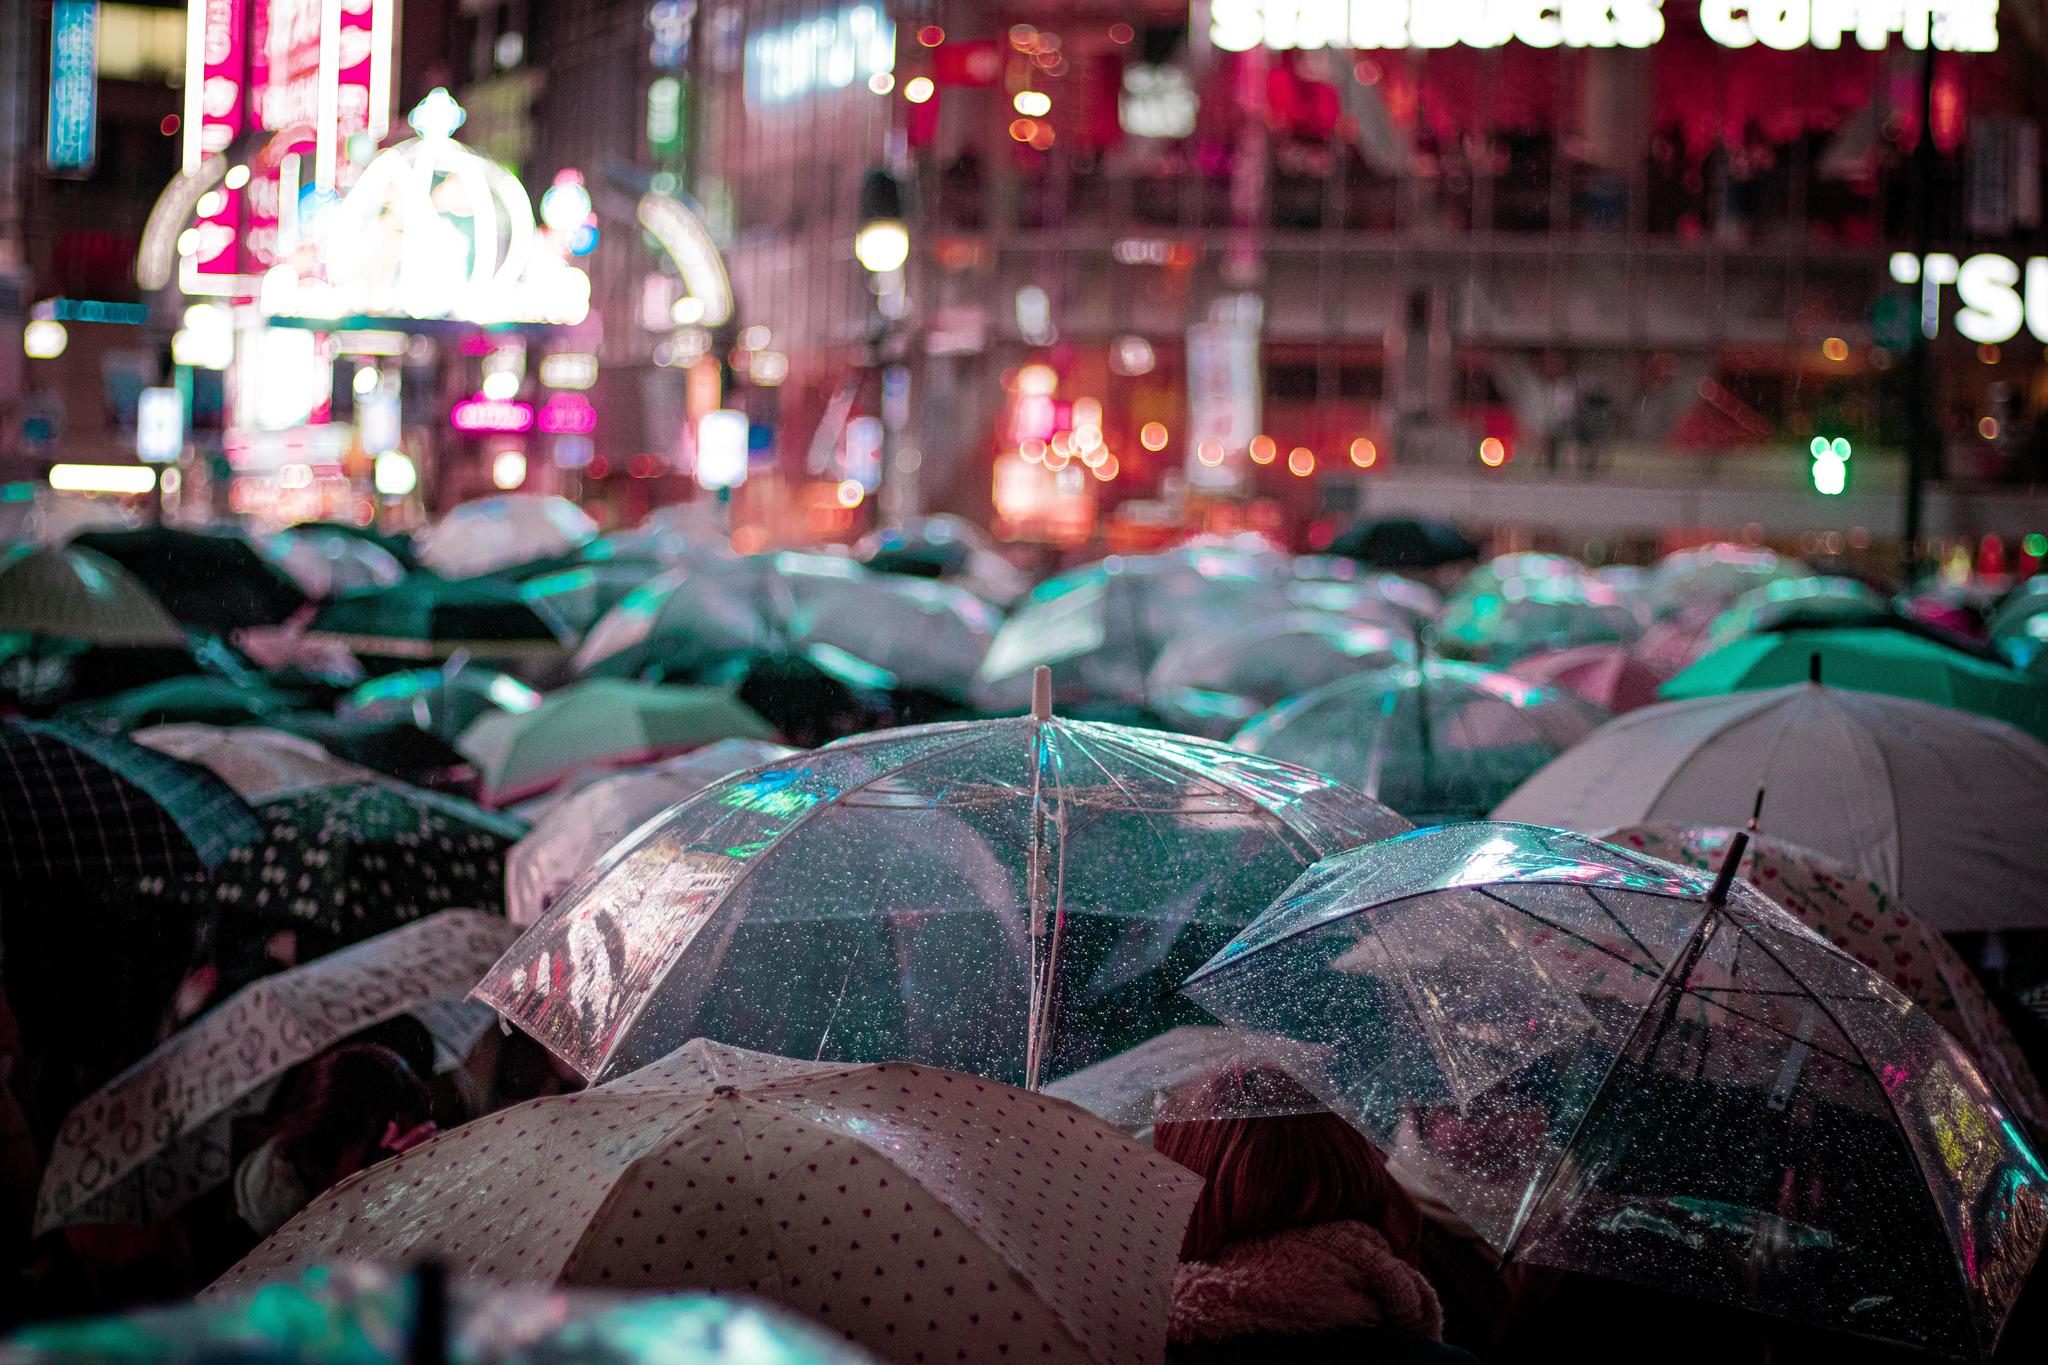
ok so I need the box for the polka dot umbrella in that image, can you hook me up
[33,910,518,1235]
[141,781,523,986]
[213,1039,1201,1365]
[1601,822,2048,1133]
[474,695,1408,1089]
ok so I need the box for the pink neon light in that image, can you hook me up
[538,395,597,435]
[451,397,536,434]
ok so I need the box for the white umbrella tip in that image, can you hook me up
[1031,665,1054,722]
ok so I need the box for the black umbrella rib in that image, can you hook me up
[1580,886,1664,971]
[1473,888,1654,975]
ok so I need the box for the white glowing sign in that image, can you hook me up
[1890,251,2048,345]
[260,90,592,326]
[637,191,734,328]
[1203,0,1997,50]
[744,5,895,107]
[176,0,396,296]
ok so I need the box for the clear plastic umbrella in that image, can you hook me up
[505,737,795,925]
[340,659,544,744]
[415,496,598,579]
[572,563,785,684]
[976,554,1296,713]
[1438,577,1639,664]
[859,513,1032,608]
[1180,822,2048,1358]
[779,559,998,701]
[1147,612,1412,739]
[1647,543,1809,621]
[1284,557,1442,630]
[1701,575,1892,653]
[1603,822,2048,1131]
[264,527,407,600]
[1494,681,2048,932]
[475,679,1408,1086]
[1234,659,1605,826]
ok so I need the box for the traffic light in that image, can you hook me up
[1809,436,1850,496]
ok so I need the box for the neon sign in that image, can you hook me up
[1890,251,2048,345]
[261,90,592,326]
[176,0,396,295]
[452,397,537,434]
[637,191,734,328]
[1202,0,1997,51]
[744,5,894,107]
[45,2,99,173]
[538,395,598,435]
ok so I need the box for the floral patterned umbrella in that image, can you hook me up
[1601,823,2048,1132]
[34,910,518,1233]
[141,782,522,981]
[214,1040,1200,1365]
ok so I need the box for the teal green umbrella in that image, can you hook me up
[3,1264,874,1362]
[1660,628,2048,741]
[457,679,779,805]
[61,675,307,729]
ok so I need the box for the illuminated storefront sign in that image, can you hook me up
[178,0,396,294]
[1890,251,2048,345]
[45,1,100,173]
[744,4,894,107]
[261,90,592,326]
[452,397,537,434]
[1203,0,1997,51]
[538,394,598,435]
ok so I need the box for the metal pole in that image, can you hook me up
[1902,46,1940,582]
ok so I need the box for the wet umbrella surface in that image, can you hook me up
[1179,822,2047,1357]
[475,705,1406,1087]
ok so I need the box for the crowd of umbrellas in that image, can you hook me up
[0,498,2044,1362]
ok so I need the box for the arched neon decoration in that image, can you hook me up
[637,191,734,329]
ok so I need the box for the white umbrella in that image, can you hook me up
[34,909,518,1233]
[415,496,598,578]
[505,737,795,925]
[133,724,378,802]
[1494,682,2048,931]
[263,528,407,600]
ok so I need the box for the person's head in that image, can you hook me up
[1154,1065,1423,1264]
[271,1042,435,1192]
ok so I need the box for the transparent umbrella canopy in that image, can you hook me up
[1283,557,1442,630]
[1438,577,1639,664]
[1179,822,2048,1359]
[571,562,787,683]
[1146,611,1412,739]
[1701,575,1892,653]
[1233,659,1605,826]
[1647,543,1809,621]
[976,553,1297,712]
[414,495,598,579]
[779,559,998,701]
[475,682,1408,1088]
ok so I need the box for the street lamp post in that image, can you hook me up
[856,167,910,527]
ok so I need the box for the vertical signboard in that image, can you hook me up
[45,1,100,174]
[185,0,248,286]
[1185,319,1260,492]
